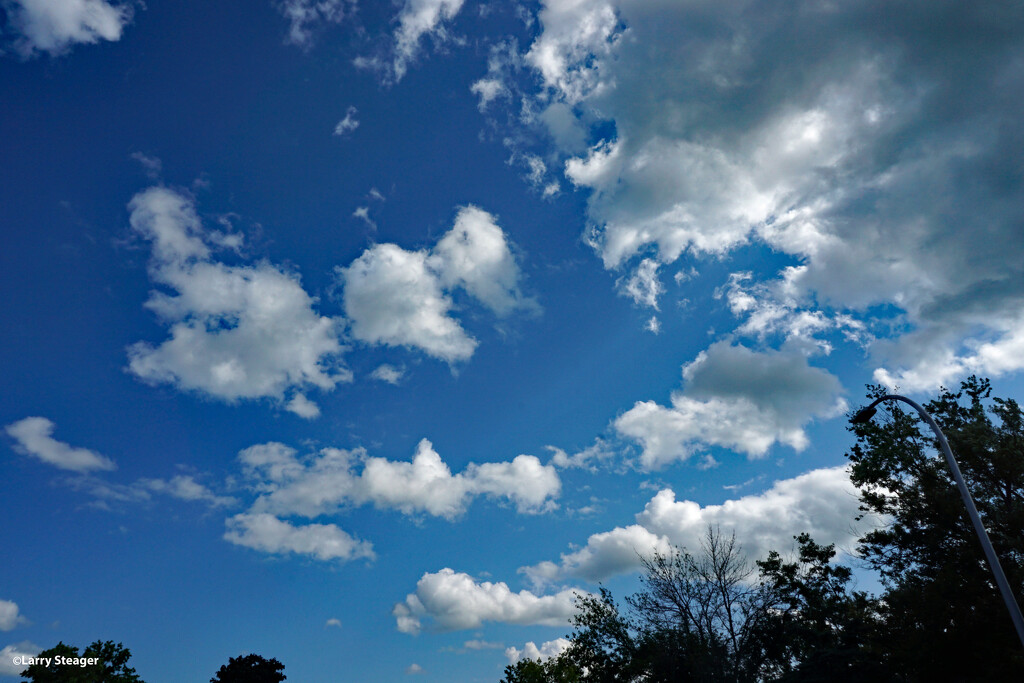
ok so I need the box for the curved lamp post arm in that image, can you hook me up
[851,394,1024,649]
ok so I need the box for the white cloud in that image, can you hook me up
[130,151,162,180]
[325,617,342,627]
[277,0,352,48]
[0,642,39,677]
[333,106,359,135]
[428,206,536,317]
[390,0,465,82]
[126,187,349,407]
[340,243,478,362]
[0,600,24,632]
[370,364,405,384]
[546,439,612,471]
[5,417,116,473]
[522,466,885,585]
[241,438,560,520]
[405,663,424,675]
[506,638,571,664]
[617,257,663,309]
[223,512,374,562]
[4,0,134,57]
[138,475,236,508]
[470,77,507,111]
[614,342,845,469]
[392,568,580,634]
[285,392,321,419]
[339,205,533,362]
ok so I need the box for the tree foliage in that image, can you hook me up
[19,640,143,683]
[502,378,1024,682]
[210,654,286,683]
[848,376,1024,679]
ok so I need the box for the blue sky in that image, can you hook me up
[2,0,1024,680]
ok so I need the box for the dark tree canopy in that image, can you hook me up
[502,378,1024,682]
[19,640,143,683]
[847,376,1024,679]
[210,654,286,683]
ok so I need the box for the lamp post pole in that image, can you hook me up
[851,394,1024,650]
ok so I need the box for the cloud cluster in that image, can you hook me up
[506,638,571,665]
[138,474,237,508]
[0,600,24,632]
[392,568,580,634]
[521,465,882,586]
[277,0,353,48]
[499,0,1024,390]
[240,438,560,520]
[3,0,134,57]
[224,512,374,562]
[0,642,39,676]
[126,187,348,416]
[614,342,845,469]
[5,417,116,473]
[339,205,535,362]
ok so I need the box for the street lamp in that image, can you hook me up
[851,394,1024,649]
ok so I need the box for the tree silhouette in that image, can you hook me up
[210,654,286,683]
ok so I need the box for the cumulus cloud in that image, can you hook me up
[277,0,353,48]
[138,475,236,508]
[0,600,24,632]
[333,106,359,135]
[240,438,560,520]
[5,417,116,473]
[223,512,374,562]
[495,0,1024,393]
[506,638,571,664]
[126,187,349,409]
[338,205,534,362]
[615,342,845,469]
[521,466,884,586]
[617,257,663,309]
[0,642,39,676]
[3,0,134,57]
[325,617,342,627]
[405,663,424,674]
[370,364,405,384]
[546,439,612,471]
[390,0,465,81]
[392,568,580,634]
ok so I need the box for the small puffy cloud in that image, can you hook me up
[506,638,571,664]
[429,206,536,317]
[522,466,884,585]
[333,106,359,136]
[370,364,405,385]
[126,187,348,407]
[241,438,560,520]
[223,512,374,562]
[138,475,236,508]
[392,568,580,634]
[546,439,612,471]
[325,617,342,628]
[5,417,116,473]
[285,393,321,420]
[0,642,40,676]
[405,663,424,675]
[0,600,24,631]
[617,258,663,309]
[277,0,353,48]
[338,205,533,362]
[3,0,134,57]
[130,151,162,180]
[390,0,465,82]
[470,77,507,111]
[615,342,845,469]
[340,243,478,362]
[462,639,503,651]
